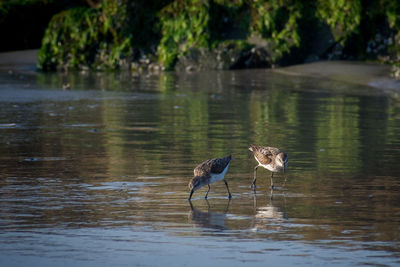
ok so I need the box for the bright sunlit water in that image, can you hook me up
[1,65,400,266]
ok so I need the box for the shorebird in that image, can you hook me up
[249,144,288,189]
[188,155,232,200]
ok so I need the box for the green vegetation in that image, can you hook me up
[37,0,169,70]
[383,0,400,78]
[250,0,301,61]
[316,0,361,43]
[158,0,211,70]
[38,3,133,70]
[2,0,399,72]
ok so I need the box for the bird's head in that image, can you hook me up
[276,152,288,170]
[188,176,203,192]
[188,176,205,200]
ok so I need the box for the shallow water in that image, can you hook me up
[1,65,400,266]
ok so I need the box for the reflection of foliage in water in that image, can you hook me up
[32,68,400,181]
[2,69,400,253]
[315,96,361,174]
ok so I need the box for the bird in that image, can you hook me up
[249,144,288,189]
[188,155,232,200]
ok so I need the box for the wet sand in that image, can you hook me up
[0,49,38,66]
[275,60,399,90]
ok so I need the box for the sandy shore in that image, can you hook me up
[274,60,399,90]
[0,49,38,66]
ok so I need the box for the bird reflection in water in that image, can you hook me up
[188,200,231,231]
[251,191,287,232]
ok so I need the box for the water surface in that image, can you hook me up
[1,64,400,266]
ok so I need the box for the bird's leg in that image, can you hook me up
[224,180,232,199]
[270,172,274,189]
[224,198,231,213]
[205,198,210,209]
[188,189,194,200]
[253,192,257,210]
[282,167,287,188]
[251,166,258,189]
[205,184,210,199]
[188,199,194,209]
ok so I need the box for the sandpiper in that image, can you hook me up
[188,155,232,200]
[249,144,288,189]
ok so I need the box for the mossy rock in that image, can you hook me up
[158,0,253,70]
[38,0,156,71]
[35,0,400,71]
[38,7,100,70]
[249,0,302,62]
[175,40,271,71]
[157,0,211,70]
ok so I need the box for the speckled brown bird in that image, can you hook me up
[188,155,232,200]
[249,145,288,189]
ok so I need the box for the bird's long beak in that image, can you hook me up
[188,189,194,200]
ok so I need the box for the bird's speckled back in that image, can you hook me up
[249,145,282,165]
[194,155,232,177]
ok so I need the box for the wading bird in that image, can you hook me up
[249,145,288,189]
[188,155,232,200]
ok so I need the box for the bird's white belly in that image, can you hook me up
[261,163,277,172]
[254,157,274,172]
[257,158,281,172]
[209,163,229,184]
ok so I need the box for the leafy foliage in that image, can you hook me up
[38,0,135,70]
[250,0,302,60]
[32,0,400,71]
[158,0,211,70]
[383,0,400,71]
[316,0,361,43]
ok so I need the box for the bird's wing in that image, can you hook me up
[251,146,280,165]
[210,155,231,174]
[194,160,211,177]
[194,155,231,176]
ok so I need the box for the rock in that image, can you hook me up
[175,41,272,71]
[175,47,217,72]
[185,65,195,72]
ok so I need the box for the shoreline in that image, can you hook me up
[0,49,398,90]
[274,61,399,90]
